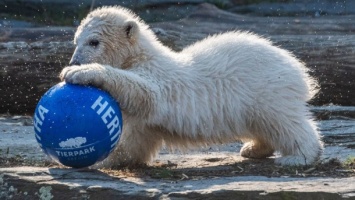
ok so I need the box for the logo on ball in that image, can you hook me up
[33,82,123,168]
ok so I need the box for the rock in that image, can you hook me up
[2,3,355,114]
[0,20,36,28]
[0,39,74,114]
[2,166,355,199]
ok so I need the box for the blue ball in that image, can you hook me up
[33,82,123,168]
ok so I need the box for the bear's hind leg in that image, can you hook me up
[240,140,274,159]
[274,119,322,166]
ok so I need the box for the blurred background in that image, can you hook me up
[1,0,355,27]
[1,0,355,115]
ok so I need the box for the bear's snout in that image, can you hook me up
[69,59,81,66]
[69,52,82,66]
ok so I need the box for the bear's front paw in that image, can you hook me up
[60,64,106,86]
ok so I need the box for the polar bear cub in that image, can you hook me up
[60,6,323,167]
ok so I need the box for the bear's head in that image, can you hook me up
[69,6,152,68]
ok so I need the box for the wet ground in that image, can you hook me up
[1,105,355,176]
[1,106,355,199]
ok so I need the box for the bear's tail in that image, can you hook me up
[303,64,320,102]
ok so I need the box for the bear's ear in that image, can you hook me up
[123,20,138,39]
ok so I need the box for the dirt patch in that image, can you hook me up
[102,158,355,180]
[91,158,355,180]
[1,153,354,181]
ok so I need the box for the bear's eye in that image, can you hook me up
[88,39,99,47]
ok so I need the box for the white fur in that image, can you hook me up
[60,6,323,167]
